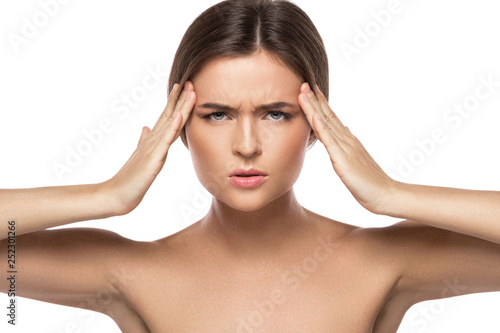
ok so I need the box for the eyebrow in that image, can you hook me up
[198,101,298,111]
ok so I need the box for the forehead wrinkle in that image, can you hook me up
[204,84,297,112]
[199,101,299,113]
[193,53,303,113]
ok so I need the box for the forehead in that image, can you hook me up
[192,51,303,106]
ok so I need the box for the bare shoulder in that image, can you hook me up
[0,227,149,319]
[20,227,146,273]
[354,219,500,322]
[303,208,360,239]
[301,212,422,332]
[109,223,201,286]
[336,219,464,281]
[304,208,403,253]
[16,227,144,277]
[302,209,407,278]
[14,227,138,268]
[342,219,449,255]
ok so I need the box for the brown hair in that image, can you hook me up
[168,0,329,149]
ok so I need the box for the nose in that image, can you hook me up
[231,116,262,158]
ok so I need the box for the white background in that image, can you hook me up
[1,0,500,332]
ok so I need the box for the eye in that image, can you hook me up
[202,111,292,123]
[203,112,229,122]
[265,110,292,121]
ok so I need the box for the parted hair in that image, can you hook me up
[168,0,329,149]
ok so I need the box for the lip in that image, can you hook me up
[228,168,268,188]
[229,175,267,188]
[229,168,268,177]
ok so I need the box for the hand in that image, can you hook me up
[298,82,396,215]
[103,82,196,215]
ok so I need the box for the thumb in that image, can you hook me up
[137,126,151,147]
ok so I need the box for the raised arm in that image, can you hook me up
[298,82,500,244]
[0,183,114,240]
[381,182,500,244]
[0,82,195,240]
[0,82,195,324]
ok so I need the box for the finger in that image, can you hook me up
[174,81,196,130]
[150,82,187,134]
[156,110,183,149]
[345,126,388,177]
[157,83,196,148]
[159,96,194,148]
[299,84,345,146]
[174,81,193,112]
[297,84,345,157]
[299,83,324,132]
[313,84,345,132]
[312,112,347,158]
[301,83,326,122]
[137,126,151,147]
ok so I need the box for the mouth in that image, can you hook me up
[228,168,268,188]
[229,168,268,177]
[229,175,267,188]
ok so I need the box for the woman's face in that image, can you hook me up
[185,51,313,212]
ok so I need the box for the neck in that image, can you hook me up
[199,188,310,258]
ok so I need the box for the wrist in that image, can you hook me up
[96,179,125,217]
[376,180,407,217]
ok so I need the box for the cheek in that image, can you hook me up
[186,121,228,194]
[269,121,310,177]
[187,124,217,167]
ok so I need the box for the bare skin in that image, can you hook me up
[10,212,500,332]
[1,51,500,332]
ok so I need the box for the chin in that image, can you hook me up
[200,175,295,213]
[221,195,272,213]
[217,184,294,213]
[203,185,276,212]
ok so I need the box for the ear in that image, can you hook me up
[308,129,316,144]
[181,128,190,150]
[307,128,316,148]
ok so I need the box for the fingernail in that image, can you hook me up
[185,92,191,101]
[305,83,312,93]
[303,93,309,102]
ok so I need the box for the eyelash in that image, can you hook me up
[202,111,293,123]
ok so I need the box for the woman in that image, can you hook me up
[1,0,500,332]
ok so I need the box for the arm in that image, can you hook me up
[368,220,500,331]
[0,183,114,240]
[298,83,500,319]
[0,82,195,317]
[0,228,130,314]
[298,82,500,244]
[0,82,195,240]
[382,182,500,244]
